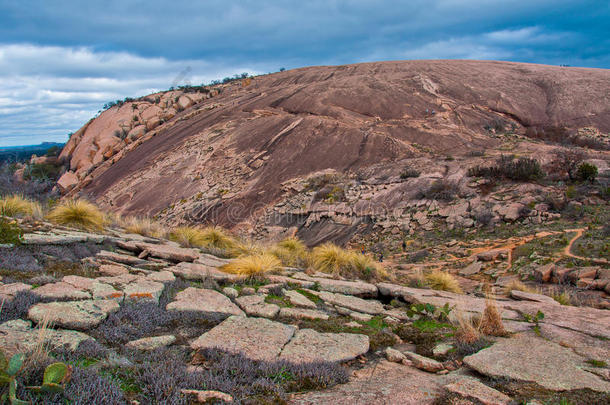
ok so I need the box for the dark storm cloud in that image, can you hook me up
[0,0,608,145]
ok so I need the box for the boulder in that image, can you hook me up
[125,335,176,350]
[278,307,329,321]
[96,251,150,266]
[444,377,512,405]
[0,283,32,300]
[317,291,384,315]
[28,299,120,330]
[181,390,234,403]
[56,171,79,193]
[168,262,243,282]
[477,249,508,262]
[385,347,407,363]
[510,290,558,305]
[459,261,482,276]
[98,264,130,276]
[291,274,377,297]
[235,294,280,318]
[284,290,317,308]
[167,287,244,318]
[403,351,445,373]
[32,282,91,301]
[191,316,296,361]
[279,329,369,363]
[494,203,523,222]
[133,242,199,262]
[463,335,610,392]
[123,279,165,303]
[532,263,554,282]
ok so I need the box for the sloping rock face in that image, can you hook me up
[59,60,610,238]
[463,334,610,392]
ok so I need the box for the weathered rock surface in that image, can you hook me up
[167,287,244,318]
[291,359,442,404]
[235,294,280,318]
[444,377,512,405]
[32,282,91,301]
[293,274,378,297]
[463,335,610,392]
[181,389,234,403]
[28,299,120,330]
[169,262,243,282]
[284,290,317,308]
[279,307,329,321]
[191,316,295,361]
[317,291,384,315]
[0,319,92,357]
[510,290,558,305]
[403,351,445,373]
[133,242,199,262]
[123,279,165,303]
[0,282,32,300]
[280,329,369,363]
[125,335,176,350]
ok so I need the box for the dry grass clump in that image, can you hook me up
[220,253,283,276]
[479,297,507,336]
[311,242,387,281]
[0,195,43,218]
[425,270,463,294]
[346,251,388,281]
[505,279,536,294]
[47,199,105,230]
[454,311,481,344]
[169,225,241,255]
[122,216,167,238]
[312,243,347,274]
[271,237,309,267]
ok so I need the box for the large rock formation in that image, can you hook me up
[58,60,610,242]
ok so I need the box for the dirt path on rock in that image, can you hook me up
[390,226,608,272]
[560,228,609,265]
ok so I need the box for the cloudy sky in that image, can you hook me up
[0,0,608,146]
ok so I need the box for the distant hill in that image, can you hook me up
[0,142,65,163]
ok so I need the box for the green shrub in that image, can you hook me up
[576,162,597,182]
[0,217,23,244]
[417,180,459,201]
[468,155,543,182]
[400,168,420,179]
[24,163,62,181]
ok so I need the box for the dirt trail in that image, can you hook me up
[390,226,608,272]
[561,228,609,265]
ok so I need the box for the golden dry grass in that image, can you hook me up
[123,216,167,238]
[425,270,463,294]
[0,195,43,219]
[479,296,507,336]
[47,199,105,230]
[345,251,388,280]
[311,242,388,281]
[312,243,348,275]
[454,311,481,344]
[505,279,536,294]
[170,225,238,249]
[220,253,283,276]
[271,237,309,267]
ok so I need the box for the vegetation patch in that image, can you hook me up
[468,155,543,182]
[221,253,283,276]
[47,200,105,231]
